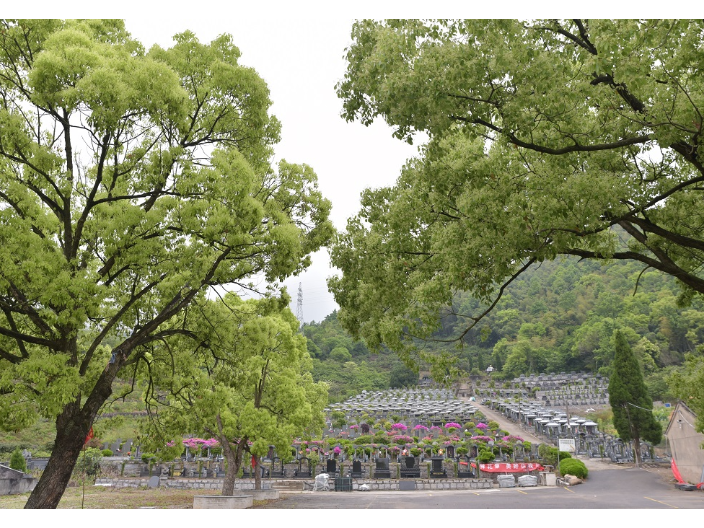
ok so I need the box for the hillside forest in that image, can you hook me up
[303,256,703,404]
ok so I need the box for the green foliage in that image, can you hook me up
[559,458,588,479]
[0,19,333,507]
[331,411,347,429]
[353,435,373,445]
[330,19,704,374]
[410,447,422,457]
[389,363,418,388]
[668,354,704,434]
[9,448,26,473]
[101,449,113,457]
[140,293,328,494]
[75,448,103,477]
[538,445,571,467]
[609,331,662,447]
[477,450,495,463]
[330,347,352,363]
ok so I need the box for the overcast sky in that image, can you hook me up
[123,13,422,323]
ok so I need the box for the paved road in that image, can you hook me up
[258,400,704,509]
[256,467,702,509]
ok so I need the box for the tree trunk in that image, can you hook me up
[220,437,243,496]
[24,406,92,508]
[253,454,261,490]
[633,435,642,467]
[23,340,132,508]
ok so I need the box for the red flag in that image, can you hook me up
[84,427,94,446]
[251,455,256,468]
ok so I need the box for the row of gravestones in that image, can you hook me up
[102,439,137,456]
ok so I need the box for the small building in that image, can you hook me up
[665,401,704,486]
[0,465,37,496]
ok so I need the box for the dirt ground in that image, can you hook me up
[0,485,281,509]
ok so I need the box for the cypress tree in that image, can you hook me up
[10,448,27,473]
[608,331,662,466]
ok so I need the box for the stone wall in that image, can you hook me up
[94,476,494,491]
[0,465,38,496]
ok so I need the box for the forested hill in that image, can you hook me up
[304,257,704,403]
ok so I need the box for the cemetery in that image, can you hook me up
[2,379,672,503]
[84,387,568,493]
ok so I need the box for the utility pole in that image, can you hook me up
[296,282,304,331]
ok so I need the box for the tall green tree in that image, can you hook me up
[608,330,662,466]
[141,293,327,495]
[0,20,332,508]
[329,19,704,369]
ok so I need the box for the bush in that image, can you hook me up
[102,449,113,457]
[538,444,572,467]
[410,447,422,457]
[559,458,588,479]
[75,448,103,477]
[477,449,495,463]
[9,448,27,473]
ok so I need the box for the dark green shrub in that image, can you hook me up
[477,449,495,463]
[559,458,588,479]
[10,448,27,473]
[102,449,113,457]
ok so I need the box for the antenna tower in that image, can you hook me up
[296,282,304,329]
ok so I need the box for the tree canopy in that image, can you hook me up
[141,293,328,495]
[668,354,704,434]
[329,19,704,369]
[0,19,332,508]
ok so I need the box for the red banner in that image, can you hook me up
[671,458,685,484]
[475,462,544,473]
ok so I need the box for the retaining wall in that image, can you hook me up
[94,476,494,491]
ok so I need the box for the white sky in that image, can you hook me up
[124,12,423,323]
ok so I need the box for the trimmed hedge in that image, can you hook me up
[559,458,588,479]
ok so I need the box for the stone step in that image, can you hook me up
[270,480,306,491]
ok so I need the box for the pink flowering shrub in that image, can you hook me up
[476,423,488,430]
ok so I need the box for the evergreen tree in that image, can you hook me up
[608,331,662,466]
[9,448,27,473]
